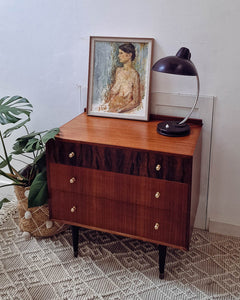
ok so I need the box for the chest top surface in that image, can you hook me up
[56,113,202,157]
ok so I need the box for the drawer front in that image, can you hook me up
[49,190,188,248]
[48,163,188,209]
[47,139,192,183]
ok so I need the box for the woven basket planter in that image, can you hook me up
[14,186,69,238]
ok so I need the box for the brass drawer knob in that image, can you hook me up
[71,206,76,213]
[155,192,160,199]
[69,152,75,158]
[69,177,76,184]
[154,223,160,230]
[156,164,161,171]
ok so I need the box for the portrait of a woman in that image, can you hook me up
[103,43,141,113]
[88,37,153,121]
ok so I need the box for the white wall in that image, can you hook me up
[1,0,240,234]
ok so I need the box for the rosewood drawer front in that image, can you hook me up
[47,140,192,183]
[48,163,189,248]
[49,190,188,248]
[48,163,188,209]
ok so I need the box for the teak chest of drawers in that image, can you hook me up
[46,113,202,278]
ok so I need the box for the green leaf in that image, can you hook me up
[33,152,46,171]
[0,198,10,209]
[0,96,10,105]
[12,139,28,154]
[15,131,44,142]
[41,128,59,144]
[0,95,32,137]
[24,138,39,153]
[28,170,48,207]
[0,154,12,168]
[3,117,30,138]
[12,132,42,154]
[12,128,59,155]
[35,139,43,150]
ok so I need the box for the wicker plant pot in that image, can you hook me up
[14,186,69,238]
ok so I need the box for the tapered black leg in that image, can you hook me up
[158,245,167,279]
[71,226,79,257]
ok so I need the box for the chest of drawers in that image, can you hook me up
[46,113,202,278]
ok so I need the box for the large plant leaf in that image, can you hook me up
[0,198,10,209]
[33,152,46,172]
[28,170,48,207]
[15,131,44,141]
[0,96,33,137]
[41,128,59,144]
[12,131,43,154]
[12,128,59,155]
[24,138,40,153]
[3,118,30,138]
[0,95,32,124]
[12,138,29,154]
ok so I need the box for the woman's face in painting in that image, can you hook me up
[118,49,132,64]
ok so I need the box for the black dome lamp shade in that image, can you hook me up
[152,47,200,137]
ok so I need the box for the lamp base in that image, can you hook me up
[157,120,190,137]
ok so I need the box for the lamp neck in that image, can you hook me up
[179,74,200,125]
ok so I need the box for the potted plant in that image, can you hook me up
[0,95,68,237]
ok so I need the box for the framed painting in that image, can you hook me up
[87,36,154,121]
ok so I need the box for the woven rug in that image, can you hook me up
[1,204,240,299]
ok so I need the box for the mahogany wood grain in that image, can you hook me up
[48,163,188,210]
[49,189,188,249]
[55,113,202,156]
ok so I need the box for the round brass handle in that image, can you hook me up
[154,223,159,230]
[155,192,160,199]
[71,206,76,213]
[69,177,76,184]
[69,152,75,158]
[156,164,161,171]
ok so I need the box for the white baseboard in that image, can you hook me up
[209,219,240,238]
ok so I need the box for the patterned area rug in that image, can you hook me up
[1,208,240,299]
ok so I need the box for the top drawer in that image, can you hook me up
[46,139,192,183]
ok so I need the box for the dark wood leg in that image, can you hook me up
[71,226,79,257]
[158,244,167,279]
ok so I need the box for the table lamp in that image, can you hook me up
[152,47,200,137]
